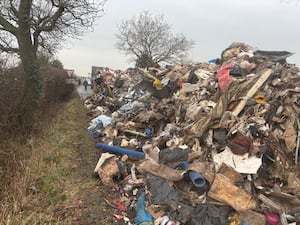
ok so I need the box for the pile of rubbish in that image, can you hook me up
[84,42,300,225]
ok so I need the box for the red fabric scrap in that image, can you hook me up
[111,199,126,212]
[217,62,234,91]
[264,211,279,225]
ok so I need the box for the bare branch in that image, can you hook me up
[0,44,19,53]
[38,4,65,32]
[0,0,106,55]
[0,15,17,34]
[9,0,19,19]
[0,33,19,53]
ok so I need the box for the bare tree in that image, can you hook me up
[0,0,106,127]
[115,11,194,68]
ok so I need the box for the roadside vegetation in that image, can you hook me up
[0,63,111,224]
[0,1,113,224]
[0,77,111,225]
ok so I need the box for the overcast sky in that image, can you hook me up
[57,0,300,76]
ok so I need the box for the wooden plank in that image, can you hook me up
[232,68,272,116]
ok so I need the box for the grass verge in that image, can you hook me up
[0,95,111,225]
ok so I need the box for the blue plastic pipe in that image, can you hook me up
[182,162,206,188]
[96,143,146,159]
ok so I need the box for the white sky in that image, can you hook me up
[57,0,300,76]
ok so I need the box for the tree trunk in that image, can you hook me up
[17,0,42,128]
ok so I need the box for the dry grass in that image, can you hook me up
[0,104,72,224]
[0,64,75,223]
[0,96,111,225]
